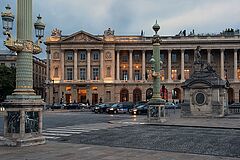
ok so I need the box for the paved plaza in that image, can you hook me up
[0,111,240,160]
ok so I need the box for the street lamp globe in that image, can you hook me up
[1,4,14,33]
[34,14,45,39]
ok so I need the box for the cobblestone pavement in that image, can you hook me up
[56,125,240,158]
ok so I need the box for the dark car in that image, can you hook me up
[64,103,81,109]
[131,104,149,115]
[94,103,113,113]
[106,103,119,114]
[164,102,178,109]
[51,103,65,110]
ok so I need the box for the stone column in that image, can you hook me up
[100,49,104,81]
[87,49,91,81]
[220,49,225,79]
[167,49,172,82]
[116,50,120,81]
[142,50,146,81]
[181,49,185,81]
[38,111,43,134]
[20,110,25,138]
[129,50,133,81]
[74,49,78,81]
[14,0,34,94]
[207,49,211,64]
[234,49,238,81]
[61,50,65,81]
[46,50,50,82]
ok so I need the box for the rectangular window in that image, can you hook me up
[79,51,86,61]
[184,53,189,62]
[106,91,111,102]
[172,53,177,62]
[122,70,128,80]
[92,68,99,80]
[146,53,152,63]
[80,68,86,80]
[134,53,140,62]
[184,69,190,79]
[67,68,73,80]
[66,51,73,61]
[93,51,99,60]
[160,53,164,61]
[134,70,140,80]
[122,55,128,62]
[171,69,177,80]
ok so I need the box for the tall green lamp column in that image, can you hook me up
[1,0,46,147]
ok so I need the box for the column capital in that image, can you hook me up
[234,48,238,52]
[86,49,91,53]
[168,49,172,53]
[181,49,185,53]
[220,49,225,52]
[73,49,78,52]
[129,50,133,53]
[116,50,120,53]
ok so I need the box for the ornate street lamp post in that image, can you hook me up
[1,1,45,146]
[148,21,166,122]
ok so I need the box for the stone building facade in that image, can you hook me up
[0,50,47,99]
[45,28,240,105]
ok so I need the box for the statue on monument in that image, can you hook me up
[195,46,201,63]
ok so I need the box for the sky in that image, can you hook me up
[0,0,240,59]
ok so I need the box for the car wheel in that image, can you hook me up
[114,110,117,114]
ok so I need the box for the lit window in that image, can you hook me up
[171,69,177,80]
[160,70,165,81]
[237,69,240,80]
[184,69,190,79]
[66,86,71,91]
[66,68,73,80]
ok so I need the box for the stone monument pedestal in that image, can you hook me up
[2,95,45,147]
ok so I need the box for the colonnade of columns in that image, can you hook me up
[56,48,238,82]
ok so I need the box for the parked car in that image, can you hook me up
[164,102,178,109]
[94,103,113,113]
[51,103,66,110]
[106,103,120,114]
[64,103,81,110]
[131,104,149,115]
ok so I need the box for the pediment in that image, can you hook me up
[62,30,102,42]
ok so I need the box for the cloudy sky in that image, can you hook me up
[1,0,240,59]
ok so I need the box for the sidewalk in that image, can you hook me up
[0,141,239,160]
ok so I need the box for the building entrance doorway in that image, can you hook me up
[78,89,87,103]
[65,94,71,104]
[92,93,98,105]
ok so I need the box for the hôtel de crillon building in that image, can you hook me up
[45,27,240,105]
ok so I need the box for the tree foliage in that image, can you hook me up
[0,65,16,102]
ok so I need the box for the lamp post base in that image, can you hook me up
[1,95,45,147]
